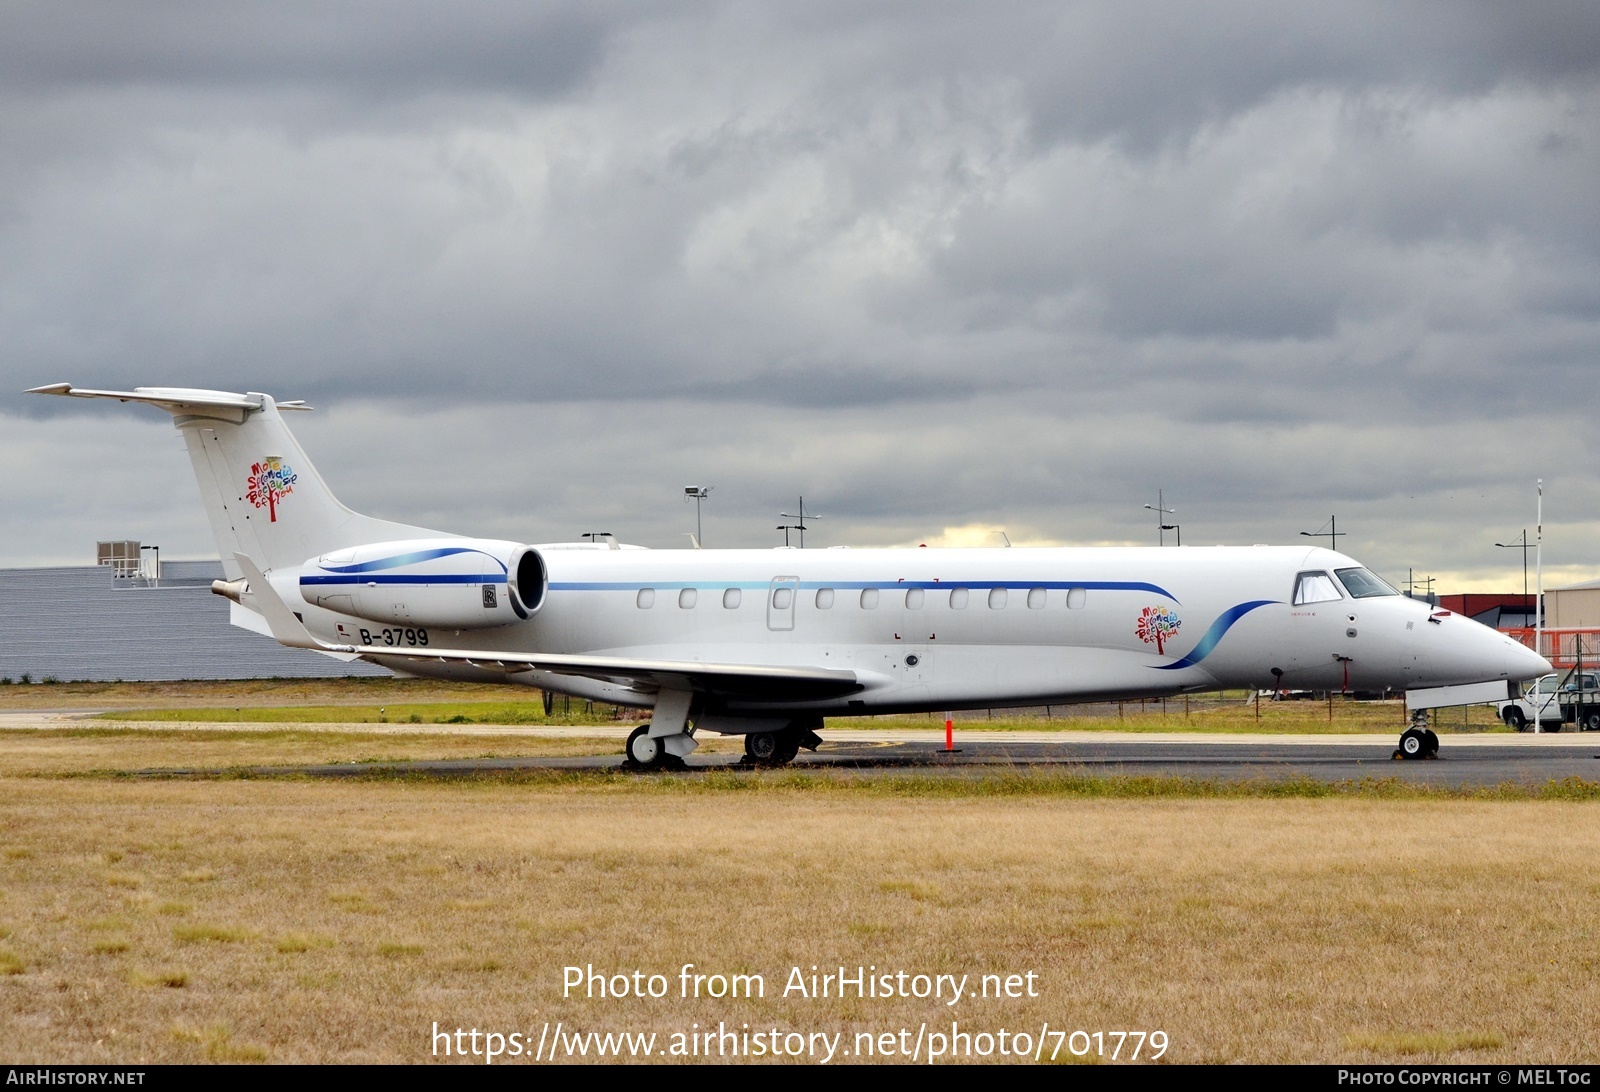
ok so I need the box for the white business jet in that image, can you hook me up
[30,384,1550,766]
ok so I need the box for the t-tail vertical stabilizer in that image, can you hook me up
[26,384,445,579]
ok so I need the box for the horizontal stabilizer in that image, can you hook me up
[27,383,310,421]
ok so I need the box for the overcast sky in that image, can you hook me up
[4,1,1598,592]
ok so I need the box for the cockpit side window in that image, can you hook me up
[1335,567,1401,598]
[1293,571,1343,605]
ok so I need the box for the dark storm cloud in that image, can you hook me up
[3,2,1599,590]
[0,1,611,96]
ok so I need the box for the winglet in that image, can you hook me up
[233,553,332,651]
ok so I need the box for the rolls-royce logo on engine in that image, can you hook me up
[246,456,297,522]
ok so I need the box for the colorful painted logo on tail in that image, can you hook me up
[1135,605,1181,655]
[246,457,297,522]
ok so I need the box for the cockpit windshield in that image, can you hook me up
[1335,567,1400,598]
[1292,571,1342,605]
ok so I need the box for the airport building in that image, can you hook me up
[0,542,385,682]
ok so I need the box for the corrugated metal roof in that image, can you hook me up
[0,562,386,681]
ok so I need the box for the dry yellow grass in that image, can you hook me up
[0,772,1597,1064]
[0,726,752,777]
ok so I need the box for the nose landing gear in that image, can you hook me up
[1395,711,1440,760]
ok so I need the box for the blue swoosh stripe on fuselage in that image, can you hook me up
[1152,600,1277,670]
[547,579,1177,600]
[313,547,508,575]
[300,574,507,586]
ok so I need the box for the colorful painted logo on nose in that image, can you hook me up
[246,457,297,522]
[1135,605,1182,654]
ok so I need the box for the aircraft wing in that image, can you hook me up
[233,555,862,703]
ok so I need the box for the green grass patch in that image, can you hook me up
[130,764,1600,802]
[172,1023,268,1063]
[830,699,1510,735]
[1344,1030,1506,1054]
[173,923,253,943]
[131,967,189,988]
[275,933,335,953]
[94,701,616,725]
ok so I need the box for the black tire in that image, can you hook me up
[1502,708,1528,731]
[1583,712,1600,732]
[1547,721,1563,733]
[745,731,776,761]
[744,729,800,767]
[542,690,555,717]
[1399,728,1428,760]
[1422,729,1439,757]
[773,731,801,764]
[626,724,664,769]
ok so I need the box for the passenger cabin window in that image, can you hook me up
[949,587,969,609]
[988,587,1008,609]
[860,588,879,609]
[815,588,835,609]
[636,588,655,609]
[1066,587,1086,609]
[1027,587,1046,609]
[722,588,741,609]
[771,587,793,610]
[1335,567,1401,598]
[679,587,697,609]
[905,587,924,609]
[1292,572,1342,605]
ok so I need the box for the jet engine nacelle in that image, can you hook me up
[297,537,547,629]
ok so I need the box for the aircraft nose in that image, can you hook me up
[1507,637,1552,681]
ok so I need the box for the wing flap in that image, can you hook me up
[364,648,863,702]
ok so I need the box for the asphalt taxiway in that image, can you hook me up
[104,725,1600,788]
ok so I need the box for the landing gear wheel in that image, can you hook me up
[1503,708,1527,731]
[773,731,801,764]
[1398,727,1428,760]
[626,724,665,770]
[744,731,777,763]
[1422,729,1439,757]
[744,728,801,767]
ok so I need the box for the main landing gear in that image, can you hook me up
[624,724,689,771]
[742,721,824,768]
[1394,711,1440,760]
[625,716,824,771]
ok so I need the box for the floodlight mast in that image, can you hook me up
[1299,515,1345,552]
[1143,490,1174,547]
[684,487,711,548]
[1495,530,1532,625]
[779,496,821,549]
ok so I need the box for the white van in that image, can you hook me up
[1498,671,1600,731]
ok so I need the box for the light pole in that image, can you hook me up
[1143,491,1174,547]
[1299,515,1345,552]
[684,487,711,548]
[779,497,821,549]
[1495,530,1532,625]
